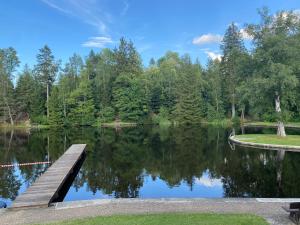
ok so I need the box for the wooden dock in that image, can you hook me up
[11,144,86,209]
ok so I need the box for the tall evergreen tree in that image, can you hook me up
[48,86,64,126]
[113,37,142,76]
[221,23,247,119]
[34,45,59,119]
[15,65,36,120]
[204,60,225,121]
[174,55,204,124]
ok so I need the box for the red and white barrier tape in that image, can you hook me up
[0,161,51,168]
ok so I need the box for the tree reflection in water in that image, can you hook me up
[1,125,300,205]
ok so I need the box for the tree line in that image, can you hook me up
[0,8,300,133]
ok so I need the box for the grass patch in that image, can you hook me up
[235,134,300,146]
[41,213,267,225]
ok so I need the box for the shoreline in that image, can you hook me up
[0,198,292,225]
[229,135,300,152]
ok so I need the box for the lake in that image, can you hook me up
[1,125,300,207]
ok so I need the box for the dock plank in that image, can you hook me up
[11,144,86,209]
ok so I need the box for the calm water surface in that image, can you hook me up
[1,125,300,206]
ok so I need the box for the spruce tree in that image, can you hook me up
[15,65,36,120]
[48,86,64,126]
[221,23,247,119]
[34,45,59,119]
[174,55,204,124]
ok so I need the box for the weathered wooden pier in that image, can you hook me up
[11,144,86,209]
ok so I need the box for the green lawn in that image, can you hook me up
[41,213,267,225]
[234,134,300,146]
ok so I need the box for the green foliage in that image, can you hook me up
[0,47,19,125]
[114,37,142,76]
[152,106,171,126]
[34,45,59,86]
[204,60,225,121]
[48,87,64,126]
[113,73,148,122]
[31,115,48,125]
[173,55,205,124]
[98,106,115,123]
[246,10,300,122]
[221,23,248,119]
[67,80,96,126]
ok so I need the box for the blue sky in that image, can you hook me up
[1,0,300,70]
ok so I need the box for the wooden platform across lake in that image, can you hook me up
[11,144,86,209]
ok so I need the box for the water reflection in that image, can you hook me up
[1,126,300,206]
[65,125,300,200]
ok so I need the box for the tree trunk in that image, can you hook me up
[47,83,49,118]
[241,125,245,135]
[275,94,286,137]
[215,96,219,114]
[276,150,285,195]
[231,102,235,119]
[240,108,245,123]
[4,99,14,126]
[277,121,286,137]
[63,93,66,118]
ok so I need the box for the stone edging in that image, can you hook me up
[53,198,300,210]
[229,135,300,151]
[244,124,300,129]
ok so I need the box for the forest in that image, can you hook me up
[1,8,300,127]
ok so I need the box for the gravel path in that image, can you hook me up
[0,198,294,225]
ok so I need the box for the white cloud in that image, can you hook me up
[192,34,223,45]
[121,0,129,16]
[82,36,113,48]
[195,174,222,188]
[240,28,253,40]
[204,50,222,61]
[41,0,72,15]
[41,0,110,34]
